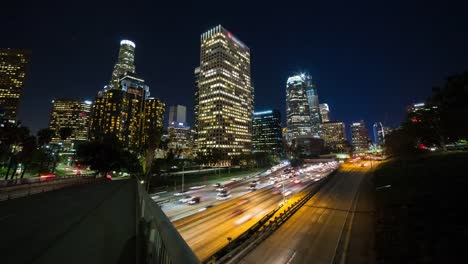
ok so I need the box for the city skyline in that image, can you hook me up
[2,1,468,136]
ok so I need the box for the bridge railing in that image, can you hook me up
[136,182,200,264]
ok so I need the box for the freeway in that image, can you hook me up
[173,162,339,261]
[155,163,289,221]
[239,162,375,264]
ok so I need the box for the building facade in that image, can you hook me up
[0,49,30,123]
[319,103,330,123]
[321,121,347,152]
[195,25,253,164]
[48,99,91,150]
[252,110,283,158]
[286,75,312,143]
[304,75,321,136]
[89,40,164,150]
[168,105,187,126]
[108,40,136,89]
[351,120,369,153]
[168,123,193,158]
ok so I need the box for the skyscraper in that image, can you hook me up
[373,122,385,146]
[168,105,187,126]
[321,121,347,152]
[304,75,321,135]
[48,99,92,148]
[108,40,136,89]
[252,110,283,158]
[195,25,253,164]
[0,49,30,123]
[351,120,369,153]
[319,103,330,123]
[286,74,312,143]
[89,40,164,150]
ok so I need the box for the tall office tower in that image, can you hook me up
[142,97,165,146]
[321,121,347,152]
[195,25,253,164]
[168,105,187,126]
[252,110,283,158]
[304,75,321,136]
[168,123,193,158]
[319,103,330,122]
[373,122,385,146]
[48,99,92,148]
[286,75,312,144]
[108,40,136,89]
[89,40,164,150]
[90,73,149,149]
[0,49,31,123]
[351,120,369,153]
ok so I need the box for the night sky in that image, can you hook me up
[2,0,468,135]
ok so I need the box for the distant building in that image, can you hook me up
[319,103,330,122]
[321,121,347,152]
[89,40,164,150]
[49,99,92,148]
[168,105,187,127]
[252,110,283,158]
[108,40,136,89]
[286,75,312,143]
[351,120,369,153]
[194,25,253,164]
[168,123,194,158]
[373,122,386,146]
[292,136,324,157]
[0,49,31,123]
[304,76,321,135]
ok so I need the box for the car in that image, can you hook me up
[215,187,225,192]
[179,195,192,203]
[187,197,200,205]
[217,190,229,196]
[212,183,221,187]
[216,194,231,200]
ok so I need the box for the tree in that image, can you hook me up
[37,128,54,146]
[76,136,142,177]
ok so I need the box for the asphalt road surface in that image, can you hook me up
[174,163,338,262]
[240,163,373,264]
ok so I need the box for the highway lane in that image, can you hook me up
[173,162,339,261]
[239,163,371,264]
[160,164,289,221]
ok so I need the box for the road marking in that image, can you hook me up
[286,251,297,264]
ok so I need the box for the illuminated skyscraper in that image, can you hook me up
[304,75,321,136]
[90,40,164,150]
[253,110,283,158]
[108,40,136,89]
[286,74,312,143]
[319,103,330,122]
[48,99,92,148]
[0,49,30,122]
[321,121,347,152]
[195,25,253,163]
[351,120,369,153]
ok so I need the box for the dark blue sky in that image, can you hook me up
[2,0,468,135]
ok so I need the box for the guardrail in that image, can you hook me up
[209,169,338,264]
[136,182,200,264]
[0,173,96,187]
[0,174,102,201]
